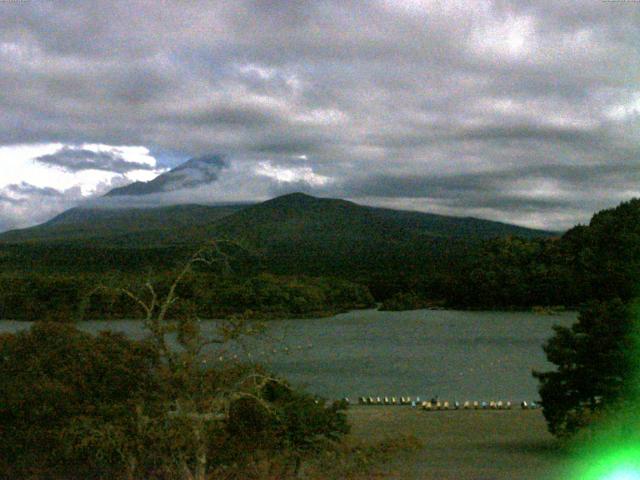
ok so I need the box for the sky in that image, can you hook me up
[0,0,639,232]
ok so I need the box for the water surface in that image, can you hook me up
[0,309,576,401]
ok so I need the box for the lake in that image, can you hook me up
[0,308,576,402]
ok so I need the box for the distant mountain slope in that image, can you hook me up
[0,192,555,246]
[105,154,226,196]
[211,193,556,242]
[201,192,557,276]
[0,204,246,244]
[0,192,556,277]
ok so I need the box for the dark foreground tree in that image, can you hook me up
[533,298,637,437]
[0,244,350,479]
[0,322,159,478]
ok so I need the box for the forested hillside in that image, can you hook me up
[2,193,638,318]
[437,198,640,309]
[0,204,246,244]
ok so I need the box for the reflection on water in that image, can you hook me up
[0,308,576,401]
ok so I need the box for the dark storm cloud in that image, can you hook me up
[338,161,640,217]
[6,182,63,197]
[35,147,155,173]
[455,125,598,144]
[348,163,640,198]
[0,0,639,230]
[0,185,57,208]
[175,107,280,128]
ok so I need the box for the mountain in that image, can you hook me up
[0,204,247,244]
[203,193,557,276]
[212,193,555,242]
[0,192,557,278]
[106,154,226,196]
[0,192,555,246]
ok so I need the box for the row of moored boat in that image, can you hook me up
[352,397,540,409]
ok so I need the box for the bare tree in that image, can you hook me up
[112,241,285,480]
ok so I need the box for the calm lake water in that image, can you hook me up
[0,309,576,402]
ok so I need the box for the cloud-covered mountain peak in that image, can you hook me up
[105,154,227,197]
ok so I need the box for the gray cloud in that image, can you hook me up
[0,192,23,205]
[343,162,640,199]
[169,154,227,188]
[5,182,63,197]
[0,182,80,231]
[0,0,639,230]
[35,146,156,173]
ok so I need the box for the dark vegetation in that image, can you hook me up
[2,193,640,316]
[378,198,640,310]
[0,249,366,479]
[0,245,425,479]
[0,204,245,244]
[0,319,355,479]
[1,192,640,474]
[0,272,374,321]
[0,194,640,318]
[0,192,561,320]
[533,199,640,439]
[379,291,444,311]
[0,192,554,245]
[534,299,635,437]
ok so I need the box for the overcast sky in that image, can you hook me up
[1,0,639,232]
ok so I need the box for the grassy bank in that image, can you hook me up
[347,406,569,480]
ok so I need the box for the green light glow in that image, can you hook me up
[569,444,640,480]
[562,301,640,480]
[603,469,640,480]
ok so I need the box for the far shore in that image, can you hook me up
[0,304,578,324]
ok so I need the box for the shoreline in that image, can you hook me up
[0,304,579,323]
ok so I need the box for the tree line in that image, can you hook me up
[381,199,640,310]
[0,272,374,322]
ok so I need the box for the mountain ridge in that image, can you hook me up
[0,191,560,282]
[0,192,557,246]
[105,154,227,196]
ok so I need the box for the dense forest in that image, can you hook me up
[0,195,639,318]
[385,198,640,310]
[0,309,358,479]
[466,198,640,307]
[0,272,374,321]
